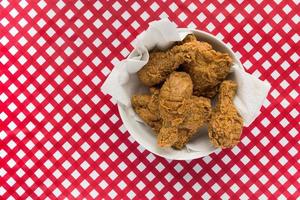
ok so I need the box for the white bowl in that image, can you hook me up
[118,28,243,160]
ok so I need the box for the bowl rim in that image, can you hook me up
[117,28,243,160]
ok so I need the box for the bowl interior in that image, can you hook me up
[117,29,241,160]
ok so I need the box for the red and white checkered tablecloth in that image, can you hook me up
[1,0,299,199]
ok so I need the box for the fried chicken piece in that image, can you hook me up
[138,51,182,86]
[158,72,211,148]
[173,96,211,149]
[131,88,162,134]
[158,72,192,147]
[208,80,243,148]
[158,96,211,149]
[184,49,232,98]
[137,36,212,87]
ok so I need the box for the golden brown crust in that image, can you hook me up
[172,96,211,149]
[137,51,180,86]
[158,72,192,147]
[208,80,243,148]
[157,127,178,147]
[180,96,211,132]
[137,35,212,87]
[157,72,212,149]
[133,72,213,149]
[138,33,232,97]
[131,90,162,134]
[184,49,232,98]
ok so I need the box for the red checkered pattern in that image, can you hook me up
[1,0,299,199]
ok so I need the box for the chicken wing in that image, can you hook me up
[208,80,243,148]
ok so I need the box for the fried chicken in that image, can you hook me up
[137,36,212,87]
[132,72,212,149]
[158,72,211,148]
[158,72,192,147]
[138,33,232,98]
[208,80,243,148]
[173,96,211,149]
[133,34,239,150]
[183,47,232,98]
[131,88,162,134]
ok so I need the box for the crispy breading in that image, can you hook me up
[158,72,211,148]
[137,36,212,87]
[208,80,243,148]
[184,49,232,98]
[131,89,161,134]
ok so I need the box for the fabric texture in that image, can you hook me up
[1,0,299,199]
